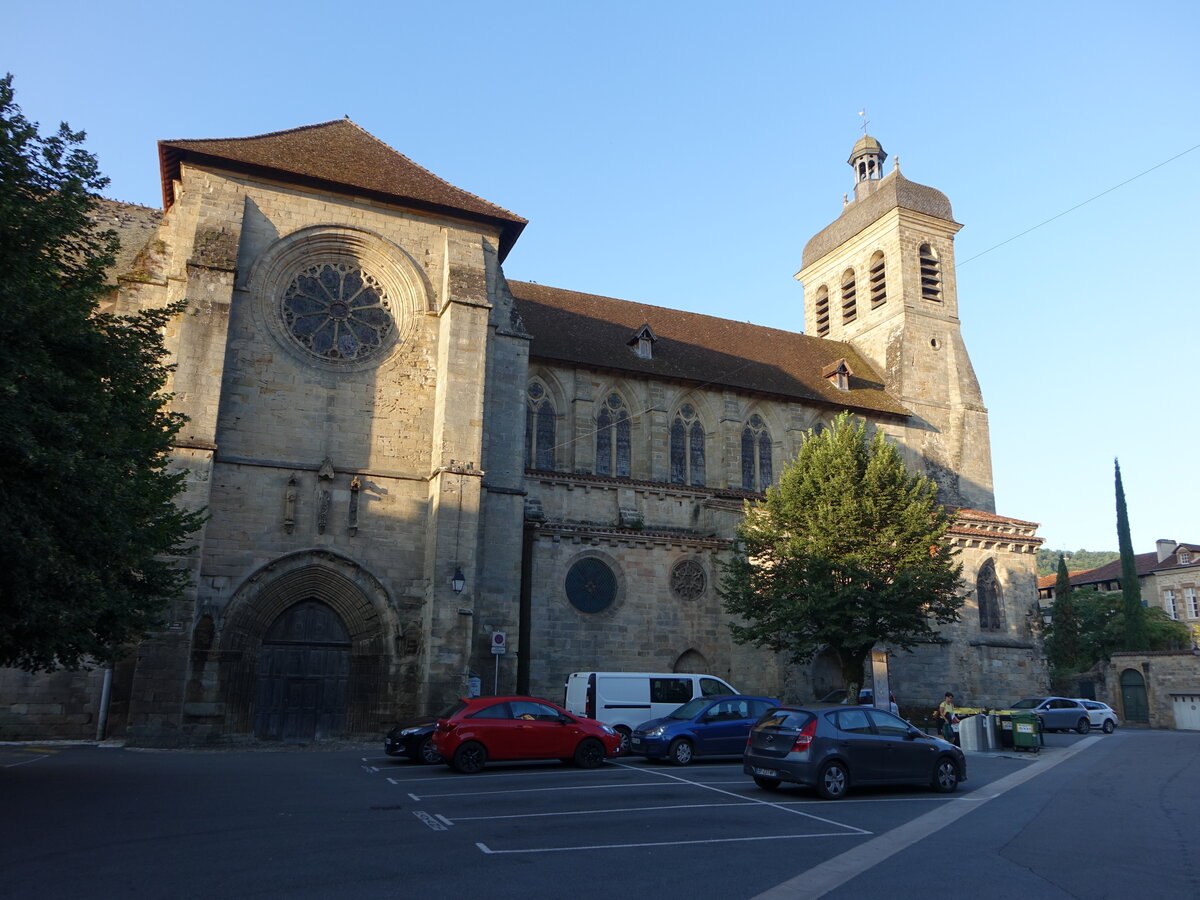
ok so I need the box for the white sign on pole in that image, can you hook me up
[490,631,507,655]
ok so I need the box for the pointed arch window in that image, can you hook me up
[670,403,705,486]
[919,243,942,302]
[868,251,886,308]
[841,268,857,324]
[814,285,831,337]
[526,381,556,471]
[977,559,1004,631]
[741,414,773,491]
[596,393,631,478]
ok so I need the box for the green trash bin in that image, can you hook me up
[1010,712,1040,752]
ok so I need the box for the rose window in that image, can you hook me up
[670,559,707,601]
[281,263,395,362]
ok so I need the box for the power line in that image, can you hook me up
[957,141,1200,268]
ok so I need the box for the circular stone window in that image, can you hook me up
[565,558,618,613]
[670,559,707,601]
[251,226,427,373]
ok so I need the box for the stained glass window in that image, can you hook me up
[741,414,772,491]
[526,382,556,471]
[565,558,617,613]
[670,405,705,486]
[281,263,395,362]
[596,394,631,477]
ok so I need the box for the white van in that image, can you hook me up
[563,671,738,748]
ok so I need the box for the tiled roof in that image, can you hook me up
[1068,552,1160,586]
[802,170,957,269]
[510,280,910,417]
[92,198,162,284]
[158,119,526,260]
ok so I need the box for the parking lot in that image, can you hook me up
[2,733,1105,900]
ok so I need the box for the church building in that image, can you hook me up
[0,122,1047,744]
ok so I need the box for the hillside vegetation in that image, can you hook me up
[1036,549,1119,577]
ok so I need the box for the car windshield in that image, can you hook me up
[668,698,712,720]
[1010,698,1043,709]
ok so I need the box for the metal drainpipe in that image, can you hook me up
[517,521,536,694]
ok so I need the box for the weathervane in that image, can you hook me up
[858,109,869,135]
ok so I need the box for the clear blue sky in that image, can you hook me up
[5,1,1197,553]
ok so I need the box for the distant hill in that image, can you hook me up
[1036,549,1120,577]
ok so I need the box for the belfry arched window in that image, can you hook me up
[526,381,556,471]
[841,268,857,324]
[741,414,773,491]
[814,285,831,337]
[596,393,631,478]
[919,243,942,302]
[977,559,1004,631]
[868,251,886,308]
[670,404,705,486]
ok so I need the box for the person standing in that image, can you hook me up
[939,691,957,742]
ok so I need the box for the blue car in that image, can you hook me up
[630,694,780,765]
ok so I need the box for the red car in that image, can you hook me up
[431,695,622,774]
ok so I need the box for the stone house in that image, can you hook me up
[0,122,1047,744]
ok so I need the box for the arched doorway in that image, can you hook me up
[673,649,708,674]
[1120,668,1149,724]
[253,600,351,741]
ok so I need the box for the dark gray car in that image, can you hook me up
[743,705,966,800]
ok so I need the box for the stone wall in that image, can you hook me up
[1106,650,1200,729]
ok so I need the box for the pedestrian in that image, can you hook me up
[939,691,957,743]
[888,692,899,716]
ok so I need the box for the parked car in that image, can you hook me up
[630,695,779,765]
[1008,697,1091,733]
[1076,699,1119,733]
[563,671,738,751]
[431,696,622,774]
[384,714,443,764]
[743,704,966,800]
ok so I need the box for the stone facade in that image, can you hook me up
[1,124,1048,743]
[1104,651,1200,729]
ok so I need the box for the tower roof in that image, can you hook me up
[801,170,957,269]
[158,119,527,260]
[848,134,886,164]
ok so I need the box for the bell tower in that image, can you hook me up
[796,136,995,512]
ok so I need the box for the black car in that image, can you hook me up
[384,715,442,764]
[743,704,966,800]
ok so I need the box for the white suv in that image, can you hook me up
[1076,699,1119,733]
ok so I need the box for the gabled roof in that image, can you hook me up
[158,119,527,260]
[510,280,909,416]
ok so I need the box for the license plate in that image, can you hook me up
[631,739,643,747]
[753,767,778,777]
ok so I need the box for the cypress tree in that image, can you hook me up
[1046,554,1080,670]
[1114,459,1149,651]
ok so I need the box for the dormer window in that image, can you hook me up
[822,358,853,391]
[628,324,657,360]
[1180,550,1192,565]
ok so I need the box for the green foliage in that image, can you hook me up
[1114,460,1149,651]
[1069,589,1192,667]
[1044,555,1082,672]
[718,412,963,695]
[0,75,203,672]
[1035,548,1118,577]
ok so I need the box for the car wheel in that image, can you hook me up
[667,738,694,766]
[415,736,442,765]
[753,775,781,791]
[614,726,632,754]
[573,738,605,769]
[1076,717,1090,735]
[815,760,849,800]
[1103,719,1115,734]
[931,757,959,793]
[452,741,487,774]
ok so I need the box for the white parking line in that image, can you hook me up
[408,780,691,801]
[449,800,759,822]
[754,737,1103,899]
[476,831,863,855]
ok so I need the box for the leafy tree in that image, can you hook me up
[719,412,963,699]
[1114,459,1149,651]
[1044,555,1080,672]
[0,75,202,672]
[1071,589,1191,667]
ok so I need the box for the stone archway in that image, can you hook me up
[673,649,709,674]
[215,550,397,739]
